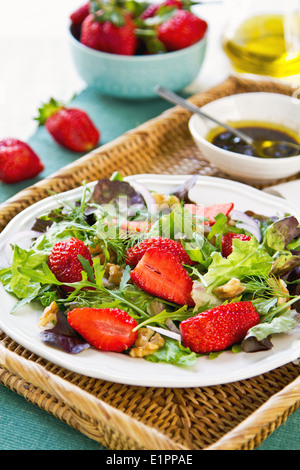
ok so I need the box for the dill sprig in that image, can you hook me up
[243,274,291,300]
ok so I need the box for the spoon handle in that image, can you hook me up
[155,85,254,145]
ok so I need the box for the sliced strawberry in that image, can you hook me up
[130,247,194,306]
[180,301,259,353]
[222,232,251,258]
[120,220,151,233]
[67,307,138,352]
[125,236,194,266]
[186,202,234,225]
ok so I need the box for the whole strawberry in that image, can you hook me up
[125,236,194,266]
[80,12,109,51]
[158,10,207,51]
[222,232,251,258]
[180,301,260,353]
[80,9,137,55]
[102,13,137,55]
[0,138,44,184]
[70,2,90,26]
[48,237,93,292]
[36,98,100,152]
[140,0,182,20]
[68,307,138,352]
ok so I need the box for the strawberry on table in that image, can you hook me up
[48,237,93,292]
[222,232,251,258]
[130,246,194,306]
[180,301,260,353]
[125,236,194,266]
[0,138,44,184]
[67,307,138,352]
[157,10,207,51]
[35,98,100,152]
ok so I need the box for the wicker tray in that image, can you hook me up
[1,75,300,451]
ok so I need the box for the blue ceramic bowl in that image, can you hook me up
[68,26,207,99]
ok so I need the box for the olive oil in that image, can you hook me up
[223,13,300,77]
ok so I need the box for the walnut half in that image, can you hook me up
[38,301,59,327]
[213,278,246,299]
[105,263,123,285]
[129,328,165,358]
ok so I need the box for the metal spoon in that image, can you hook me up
[155,85,300,158]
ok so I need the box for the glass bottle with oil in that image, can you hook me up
[223,0,300,77]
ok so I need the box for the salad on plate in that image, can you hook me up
[1,172,300,369]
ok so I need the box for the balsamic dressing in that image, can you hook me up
[207,121,300,158]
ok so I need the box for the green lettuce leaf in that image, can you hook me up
[0,245,48,300]
[203,237,273,292]
[145,337,197,367]
[264,216,300,253]
[246,309,300,342]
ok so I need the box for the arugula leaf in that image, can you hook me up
[77,254,95,283]
[183,233,215,269]
[133,305,194,331]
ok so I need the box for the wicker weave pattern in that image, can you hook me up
[0,76,299,450]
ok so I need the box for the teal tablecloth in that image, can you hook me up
[0,87,299,450]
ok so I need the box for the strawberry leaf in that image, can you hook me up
[35,98,65,126]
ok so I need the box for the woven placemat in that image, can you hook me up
[0,75,299,450]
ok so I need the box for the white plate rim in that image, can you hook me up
[0,174,300,388]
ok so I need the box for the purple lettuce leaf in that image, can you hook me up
[40,310,90,354]
[91,178,145,208]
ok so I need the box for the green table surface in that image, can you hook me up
[0,87,299,450]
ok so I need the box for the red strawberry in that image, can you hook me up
[70,2,90,26]
[0,138,44,184]
[36,98,100,152]
[186,202,234,225]
[130,247,194,306]
[102,13,137,55]
[157,10,207,51]
[120,220,151,233]
[48,237,93,292]
[81,11,137,55]
[222,232,251,258]
[180,301,260,353]
[203,203,234,225]
[80,13,109,51]
[67,307,138,352]
[140,0,182,20]
[125,236,193,266]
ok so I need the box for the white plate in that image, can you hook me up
[0,174,300,388]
